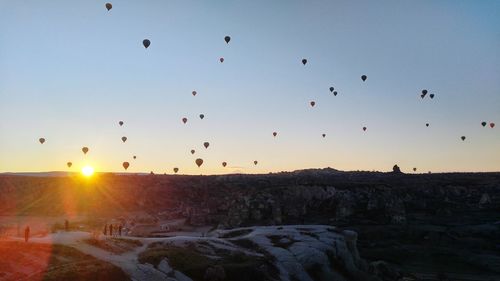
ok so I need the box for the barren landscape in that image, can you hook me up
[1,169,499,281]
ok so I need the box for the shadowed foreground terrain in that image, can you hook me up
[0,169,499,280]
[0,241,129,281]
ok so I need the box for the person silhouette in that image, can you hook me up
[24,226,30,242]
[103,223,108,236]
[109,224,113,237]
[118,225,122,236]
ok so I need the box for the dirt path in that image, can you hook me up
[7,232,171,281]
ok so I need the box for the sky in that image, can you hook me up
[0,0,499,174]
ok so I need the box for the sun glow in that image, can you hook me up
[81,166,95,177]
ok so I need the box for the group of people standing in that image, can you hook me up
[103,223,123,237]
[21,220,124,242]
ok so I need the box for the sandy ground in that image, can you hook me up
[3,231,198,281]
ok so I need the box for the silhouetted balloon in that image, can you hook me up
[429,94,435,99]
[105,3,112,11]
[143,39,150,48]
[195,158,203,167]
[490,123,495,128]
[413,167,417,172]
[133,155,137,159]
[191,149,195,154]
[222,162,227,167]
[310,101,315,107]
[192,91,197,96]
[361,75,367,81]
[421,90,427,99]
[322,134,326,138]
[461,136,466,141]
[363,127,367,131]
[273,132,277,137]
[67,162,72,168]
[329,87,334,93]
[481,121,487,127]
[219,57,224,63]
[122,162,129,170]
[426,123,429,127]
[173,167,179,173]
[119,121,124,126]
[82,147,89,154]
[121,136,127,143]
[182,118,188,124]
[39,138,45,144]
[333,91,337,96]
[254,160,258,165]
[199,114,205,120]
[203,142,209,149]
[224,36,231,44]
[302,59,307,65]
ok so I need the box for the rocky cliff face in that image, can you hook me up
[1,169,499,280]
[0,169,499,229]
[139,225,371,281]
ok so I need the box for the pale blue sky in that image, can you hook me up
[1,0,499,173]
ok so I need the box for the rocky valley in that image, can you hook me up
[0,169,499,280]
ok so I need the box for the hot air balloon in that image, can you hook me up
[302,59,307,65]
[310,101,315,107]
[461,136,466,141]
[173,167,179,173]
[254,160,258,165]
[133,155,137,159]
[203,142,210,149]
[329,87,334,93]
[199,114,205,120]
[182,118,188,124]
[224,36,231,44]
[361,75,367,81]
[105,3,112,11]
[222,162,227,167]
[123,162,129,170]
[363,127,367,131]
[421,90,427,98]
[121,136,127,143]
[333,91,337,96]
[119,121,124,126]
[192,91,197,96]
[426,123,429,127]
[322,134,326,138]
[143,39,150,48]
[490,123,495,128]
[39,138,45,144]
[429,94,435,99]
[413,167,417,172]
[67,162,72,168]
[191,149,195,154]
[481,121,487,127]
[273,132,277,137]
[219,57,224,63]
[82,147,89,154]
[195,158,203,167]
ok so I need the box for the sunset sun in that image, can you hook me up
[81,166,95,177]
